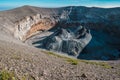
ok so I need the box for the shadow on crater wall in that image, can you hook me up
[77,30,120,60]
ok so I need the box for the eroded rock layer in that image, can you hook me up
[14,14,57,40]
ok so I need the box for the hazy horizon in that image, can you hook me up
[0,0,120,11]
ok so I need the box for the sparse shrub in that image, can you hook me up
[0,70,16,80]
[21,74,35,80]
[11,54,21,60]
[80,60,112,69]
[66,58,78,65]
[42,50,112,67]
[42,50,79,65]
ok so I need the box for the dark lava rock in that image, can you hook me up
[41,26,92,57]
[81,73,87,78]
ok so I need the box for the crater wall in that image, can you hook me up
[14,14,57,40]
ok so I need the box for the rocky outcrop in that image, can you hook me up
[37,26,92,57]
[14,14,57,40]
[14,14,40,40]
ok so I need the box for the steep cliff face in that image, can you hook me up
[14,14,40,40]
[14,14,57,40]
[37,26,92,57]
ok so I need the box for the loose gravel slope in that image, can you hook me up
[0,39,120,80]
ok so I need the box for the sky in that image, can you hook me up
[0,0,120,11]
